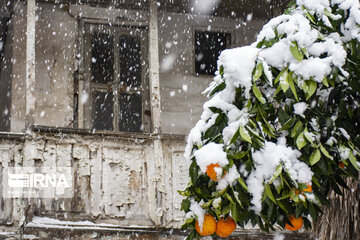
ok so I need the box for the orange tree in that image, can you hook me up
[180,0,360,239]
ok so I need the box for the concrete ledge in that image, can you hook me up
[31,125,186,141]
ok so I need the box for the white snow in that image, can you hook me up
[274,232,285,240]
[217,165,241,191]
[190,0,220,15]
[161,53,177,72]
[247,141,313,213]
[293,102,308,117]
[339,127,350,140]
[189,200,205,231]
[218,46,260,99]
[194,143,228,173]
[339,146,350,160]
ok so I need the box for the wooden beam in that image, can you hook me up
[25,0,36,132]
[149,0,161,134]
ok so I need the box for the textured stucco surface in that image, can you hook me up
[0,132,188,229]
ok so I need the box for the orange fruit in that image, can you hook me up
[216,217,237,238]
[195,214,216,236]
[339,162,345,169]
[285,216,303,231]
[206,163,221,181]
[302,184,312,192]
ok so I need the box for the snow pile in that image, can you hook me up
[194,143,228,173]
[247,141,313,213]
[217,165,241,191]
[189,200,205,231]
[218,46,260,99]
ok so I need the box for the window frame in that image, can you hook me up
[80,21,150,133]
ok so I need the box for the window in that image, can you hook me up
[82,24,150,133]
[194,31,231,75]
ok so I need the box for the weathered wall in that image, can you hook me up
[8,3,266,135]
[34,4,77,128]
[10,3,76,132]
[0,132,188,229]
[158,12,266,134]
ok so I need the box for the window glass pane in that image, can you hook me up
[195,31,230,75]
[91,32,114,83]
[119,35,141,88]
[92,91,114,130]
[119,93,142,132]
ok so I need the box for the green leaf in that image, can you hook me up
[253,84,266,104]
[291,121,303,138]
[253,62,263,82]
[265,184,276,204]
[274,68,286,85]
[222,202,232,215]
[238,177,249,192]
[305,11,316,24]
[231,187,244,208]
[280,117,297,131]
[209,82,226,97]
[181,199,191,212]
[309,149,321,166]
[279,69,290,93]
[240,125,252,143]
[231,202,241,222]
[277,200,290,213]
[296,132,307,150]
[320,144,334,160]
[304,128,314,144]
[185,230,197,240]
[304,80,317,100]
[269,165,283,184]
[229,128,240,145]
[189,161,199,186]
[322,77,329,87]
[290,41,304,62]
[288,72,299,101]
[225,193,236,205]
[257,104,276,137]
[349,152,359,170]
[228,151,247,160]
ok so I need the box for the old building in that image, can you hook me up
[0,0,309,239]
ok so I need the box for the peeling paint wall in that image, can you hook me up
[0,133,188,229]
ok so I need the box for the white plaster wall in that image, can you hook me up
[10,3,77,132]
[158,12,266,134]
[34,4,77,128]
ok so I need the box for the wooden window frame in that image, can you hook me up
[80,22,150,133]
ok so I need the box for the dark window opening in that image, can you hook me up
[92,91,114,131]
[91,32,114,84]
[195,31,230,75]
[119,35,141,88]
[119,93,142,132]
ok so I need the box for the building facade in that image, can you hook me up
[0,0,304,238]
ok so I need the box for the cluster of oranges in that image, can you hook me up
[195,214,236,238]
[205,163,305,234]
